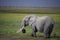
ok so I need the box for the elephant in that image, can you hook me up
[16,15,54,38]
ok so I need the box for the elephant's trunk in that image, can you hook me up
[16,21,26,33]
[16,26,24,33]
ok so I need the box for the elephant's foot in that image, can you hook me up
[44,34,50,38]
[45,36,50,38]
[31,34,36,37]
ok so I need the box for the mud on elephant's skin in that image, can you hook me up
[16,15,54,38]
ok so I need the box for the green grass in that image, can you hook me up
[0,13,60,40]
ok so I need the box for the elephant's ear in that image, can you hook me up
[29,16,36,26]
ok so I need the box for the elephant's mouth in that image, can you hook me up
[24,23,28,26]
[24,24,27,26]
[22,28,26,33]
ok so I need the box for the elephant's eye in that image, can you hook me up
[30,19,32,22]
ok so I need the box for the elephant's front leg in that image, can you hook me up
[31,30,36,37]
[31,26,37,37]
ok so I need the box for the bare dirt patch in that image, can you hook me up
[0,34,60,40]
[0,34,34,40]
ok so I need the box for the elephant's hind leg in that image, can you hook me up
[44,24,54,38]
[48,24,54,38]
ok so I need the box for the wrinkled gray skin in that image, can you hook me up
[16,15,54,38]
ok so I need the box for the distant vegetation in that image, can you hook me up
[0,7,60,13]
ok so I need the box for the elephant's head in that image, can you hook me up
[16,15,36,33]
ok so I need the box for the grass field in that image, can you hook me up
[0,12,60,40]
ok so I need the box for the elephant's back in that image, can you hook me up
[36,16,48,23]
